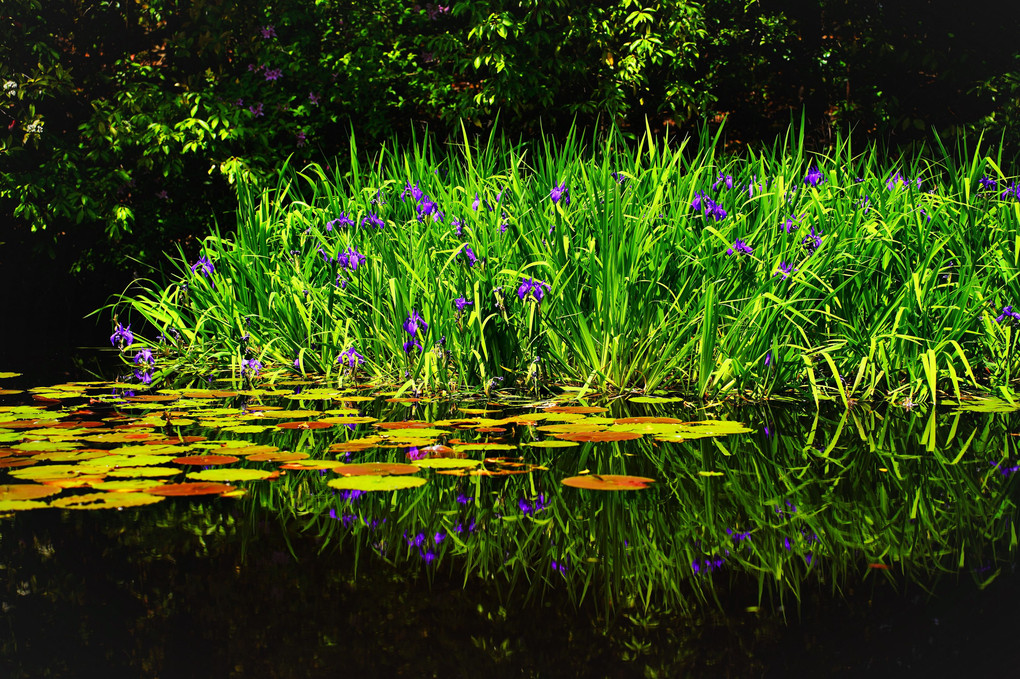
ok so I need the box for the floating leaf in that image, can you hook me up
[0,372,22,379]
[412,458,483,470]
[320,416,378,425]
[0,459,37,469]
[9,464,84,480]
[375,421,438,430]
[0,499,49,511]
[955,397,1020,413]
[51,492,165,509]
[614,417,686,424]
[106,466,182,478]
[275,421,334,430]
[0,484,61,501]
[221,425,272,434]
[554,431,643,443]
[332,462,420,476]
[327,475,426,491]
[12,440,83,452]
[544,406,609,414]
[186,469,277,482]
[248,451,309,462]
[561,474,656,490]
[91,479,167,492]
[172,455,240,466]
[278,460,342,470]
[149,482,236,496]
[452,443,516,452]
[525,440,579,448]
[31,450,107,462]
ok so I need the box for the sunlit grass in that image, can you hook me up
[114,123,1020,403]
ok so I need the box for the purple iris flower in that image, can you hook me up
[472,193,480,211]
[1002,182,1020,201]
[713,172,733,191]
[781,214,801,233]
[726,239,753,256]
[550,182,570,206]
[774,261,797,279]
[191,256,214,278]
[110,323,134,349]
[801,228,823,254]
[134,370,153,385]
[995,306,1020,324]
[804,166,824,187]
[327,213,354,230]
[416,195,441,222]
[337,346,365,368]
[361,213,384,229]
[517,277,550,302]
[133,348,155,366]
[401,181,424,203]
[403,337,423,354]
[979,176,997,190]
[337,247,366,271]
[452,218,463,236]
[454,296,472,312]
[403,309,428,337]
[461,244,477,267]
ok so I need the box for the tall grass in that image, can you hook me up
[116,123,1020,403]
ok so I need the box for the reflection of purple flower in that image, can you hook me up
[240,358,261,377]
[264,67,283,81]
[456,493,473,505]
[406,446,425,461]
[309,91,320,105]
[248,102,264,117]
[260,25,277,39]
[134,348,155,366]
[518,494,548,515]
[296,131,307,147]
[134,370,153,385]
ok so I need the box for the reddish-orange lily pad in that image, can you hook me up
[561,474,656,490]
[172,454,240,466]
[0,484,62,501]
[332,462,420,476]
[614,417,686,424]
[554,431,643,442]
[148,482,236,496]
[247,451,309,462]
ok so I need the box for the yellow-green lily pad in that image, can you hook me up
[326,475,426,491]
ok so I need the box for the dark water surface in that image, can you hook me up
[2,360,1020,677]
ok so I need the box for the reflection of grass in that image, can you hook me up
[113,124,1020,402]
[238,395,1020,615]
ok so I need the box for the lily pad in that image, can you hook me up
[106,466,182,478]
[186,469,278,482]
[554,431,643,443]
[276,420,334,430]
[148,482,235,496]
[172,454,240,466]
[525,440,580,448]
[51,492,165,509]
[0,483,62,501]
[412,458,483,470]
[0,499,49,511]
[91,479,168,492]
[147,481,234,497]
[326,475,426,491]
[247,451,309,462]
[332,462,420,476]
[561,474,656,490]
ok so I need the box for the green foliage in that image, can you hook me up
[114,123,1020,402]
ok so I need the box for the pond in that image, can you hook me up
[3,357,1020,677]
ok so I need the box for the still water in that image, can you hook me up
[2,363,1019,677]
